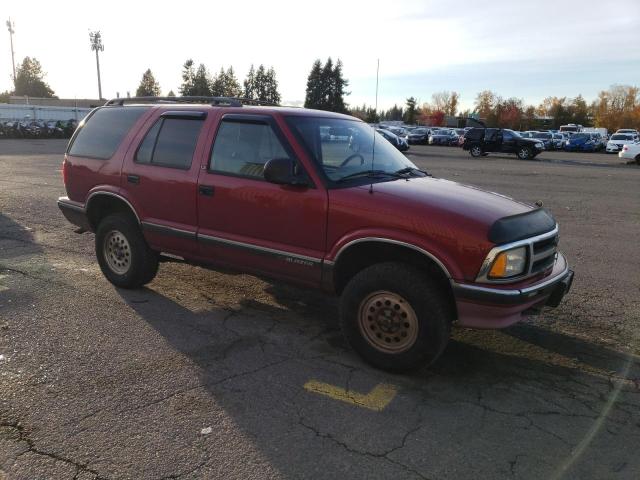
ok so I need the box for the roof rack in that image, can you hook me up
[103,96,279,108]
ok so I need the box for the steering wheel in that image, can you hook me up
[339,153,365,168]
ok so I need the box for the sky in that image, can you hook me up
[1,0,639,111]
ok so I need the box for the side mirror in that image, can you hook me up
[263,158,308,187]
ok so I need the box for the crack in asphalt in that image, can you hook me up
[0,421,107,480]
[296,416,429,479]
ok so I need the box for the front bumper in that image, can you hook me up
[451,253,573,328]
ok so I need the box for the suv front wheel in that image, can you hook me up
[95,213,159,288]
[340,262,451,372]
[517,146,532,160]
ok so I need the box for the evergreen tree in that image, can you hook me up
[167,90,176,97]
[212,66,242,97]
[244,64,257,100]
[304,58,349,112]
[304,59,323,109]
[13,57,56,98]
[264,67,281,104]
[192,64,212,96]
[254,65,268,102]
[135,69,161,97]
[404,97,418,124]
[179,59,196,96]
[330,59,349,113]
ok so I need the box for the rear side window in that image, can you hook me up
[135,117,204,169]
[68,107,149,159]
[465,128,483,140]
[210,120,290,178]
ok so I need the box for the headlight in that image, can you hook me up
[488,246,527,279]
[535,142,544,148]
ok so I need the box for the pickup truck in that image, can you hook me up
[463,127,544,159]
[58,97,573,371]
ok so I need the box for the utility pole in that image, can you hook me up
[6,18,16,88]
[89,31,104,100]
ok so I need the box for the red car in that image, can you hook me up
[58,97,573,371]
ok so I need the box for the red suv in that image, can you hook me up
[58,97,573,371]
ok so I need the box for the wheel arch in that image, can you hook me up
[85,191,140,231]
[329,238,457,319]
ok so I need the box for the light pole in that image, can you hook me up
[6,18,16,88]
[89,31,104,100]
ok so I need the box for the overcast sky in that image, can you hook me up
[2,0,639,110]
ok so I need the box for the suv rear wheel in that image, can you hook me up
[95,213,158,288]
[340,262,451,372]
[470,145,483,157]
[517,146,532,160]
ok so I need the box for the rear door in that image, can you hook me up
[121,110,208,256]
[500,130,517,153]
[196,113,328,286]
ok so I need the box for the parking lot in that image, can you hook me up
[1,139,639,479]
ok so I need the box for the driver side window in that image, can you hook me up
[210,120,290,179]
[320,126,358,167]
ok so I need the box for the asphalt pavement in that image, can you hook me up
[1,140,639,480]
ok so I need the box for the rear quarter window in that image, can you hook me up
[68,107,149,159]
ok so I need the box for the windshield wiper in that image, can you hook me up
[394,166,431,177]
[336,169,406,183]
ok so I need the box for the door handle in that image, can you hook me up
[199,185,214,196]
[127,174,140,185]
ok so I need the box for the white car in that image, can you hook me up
[615,129,639,136]
[618,142,640,163]
[606,133,637,153]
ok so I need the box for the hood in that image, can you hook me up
[361,177,532,230]
[329,177,539,279]
[520,138,540,145]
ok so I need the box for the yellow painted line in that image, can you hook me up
[304,380,397,411]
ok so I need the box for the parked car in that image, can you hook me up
[377,128,409,151]
[564,133,599,152]
[559,124,582,134]
[615,129,639,136]
[606,133,637,153]
[531,131,554,150]
[388,127,409,140]
[57,97,572,372]
[408,127,429,145]
[463,128,544,159]
[552,133,567,149]
[619,142,640,163]
[428,129,456,146]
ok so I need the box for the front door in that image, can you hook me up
[196,114,328,287]
[500,130,517,153]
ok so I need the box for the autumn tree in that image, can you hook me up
[13,57,56,98]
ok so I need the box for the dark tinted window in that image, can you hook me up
[69,107,149,159]
[465,128,483,140]
[210,120,289,178]
[135,117,203,169]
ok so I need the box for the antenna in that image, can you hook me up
[369,58,380,194]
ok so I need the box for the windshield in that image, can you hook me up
[560,126,579,132]
[572,133,590,140]
[611,134,633,140]
[504,129,521,137]
[533,132,552,139]
[286,117,417,183]
[412,128,427,134]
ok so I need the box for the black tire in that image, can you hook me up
[95,213,159,289]
[517,146,532,160]
[470,145,483,157]
[339,262,452,372]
